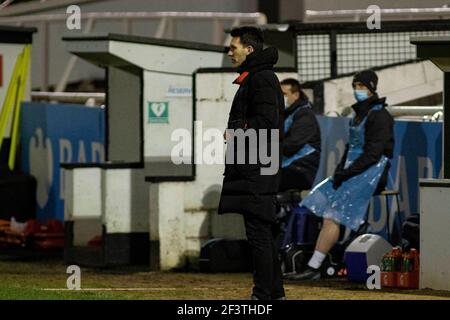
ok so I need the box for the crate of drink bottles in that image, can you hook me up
[381,247,419,289]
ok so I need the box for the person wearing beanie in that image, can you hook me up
[353,69,378,95]
[288,69,394,280]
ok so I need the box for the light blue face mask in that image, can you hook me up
[354,90,369,102]
[284,96,289,108]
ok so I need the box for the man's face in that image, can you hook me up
[281,84,300,107]
[352,81,373,97]
[228,37,253,67]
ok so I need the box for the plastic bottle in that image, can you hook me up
[409,248,420,289]
[398,248,420,289]
[391,247,402,272]
[381,251,394,288]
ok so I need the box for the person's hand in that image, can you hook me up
[223,129,232,143]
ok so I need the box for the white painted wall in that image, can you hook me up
[64,167,102,220]
[64,167,103,246]
[103,169,149,233]
[149,182,186,269]
[112,41,225,76]
[323,60,442,116]
[419,179,450,291]
[143,71,193,160]
[65,167,149,237]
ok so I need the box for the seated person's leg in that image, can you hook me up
[289,218,340,280]
[315,218,340,258]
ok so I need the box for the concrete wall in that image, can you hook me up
[419,179,450,291]
[65,167,149,245]
[64,167,103,246]
[323,60,442,116]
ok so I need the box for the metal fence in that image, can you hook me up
[294,20,450,82]
[304,7,450,23]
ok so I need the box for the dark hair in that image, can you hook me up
[280,78,307,100]
[230,26,264,52]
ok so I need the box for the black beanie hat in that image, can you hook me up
[353,70,378,94]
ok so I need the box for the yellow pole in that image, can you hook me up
[9,45,31,170]
[0,52,24,151]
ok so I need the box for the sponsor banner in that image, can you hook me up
[20,102,105,222]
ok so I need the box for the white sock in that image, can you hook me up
[307,250,326,269]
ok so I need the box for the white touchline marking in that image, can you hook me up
[41,287,249,291]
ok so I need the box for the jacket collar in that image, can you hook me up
[285,98,311,116]
[351,94,386,120]
[232,71,250,85]
[232,47,279,85]
[237,47,278,73]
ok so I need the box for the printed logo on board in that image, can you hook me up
[148,101,169,123]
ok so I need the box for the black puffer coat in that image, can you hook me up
[280,98,321,191]
[217,47,284,223]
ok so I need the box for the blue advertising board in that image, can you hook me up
[20,102,105,222]
[19,102,442,240]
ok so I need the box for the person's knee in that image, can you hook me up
[246,229,272,245]
[323,218,339,229]
[247,233,272,246]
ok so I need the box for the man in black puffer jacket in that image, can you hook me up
[279,78,321,192]
[217,26,285,300]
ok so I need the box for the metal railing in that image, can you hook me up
[0,11,266,92]
[336,105,444,121]
[0,0,100,17]
[31,91,105,106]
[294,19,450,82]
[305,7,450,23]
[30,92,444,122]
[386,106,443,117]
[0,0,14,11]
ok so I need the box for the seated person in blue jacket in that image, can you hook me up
[279,78,321,193]
[293,69,394,280]
[276,79,322,249]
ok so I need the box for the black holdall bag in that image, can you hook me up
[281,242,314,276]
[281,213,370,278]
[199,238,252,273]
[0,164,37,222]
[278,205,321,275]
[402,214,420,250]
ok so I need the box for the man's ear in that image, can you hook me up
[246,46,254,55]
